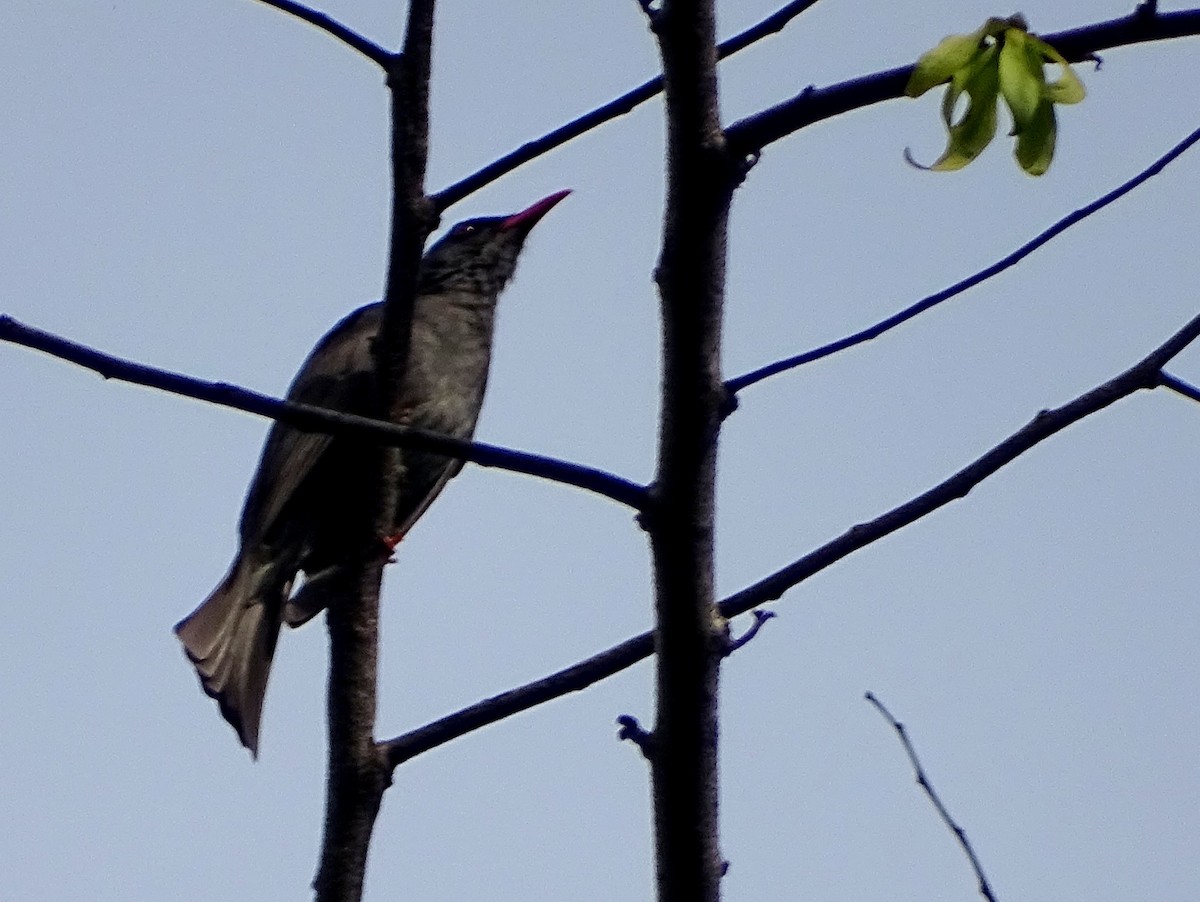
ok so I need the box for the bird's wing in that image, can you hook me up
[391,456,466,541]
[240,303,383,543]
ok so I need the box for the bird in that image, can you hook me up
[175,189,570,756]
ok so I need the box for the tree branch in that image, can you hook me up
[727,123,1200,394]
[725,8,1200,157]
[647,2,732,900]
[375,306,1200,766]
[1160,369,1200,404]
[0,315,647,511]
[865,693,998,902]
[382,628,654,767]
[250,0,393,66]
[717,309,1200,620]
[432,0,823,209]
[314,1,437,898]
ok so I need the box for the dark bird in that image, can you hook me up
[175,190,570,756]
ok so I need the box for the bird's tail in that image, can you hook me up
[175,557,284,757]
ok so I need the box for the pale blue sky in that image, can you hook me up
[2,2,1198,900]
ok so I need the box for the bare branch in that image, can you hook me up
[727,124,1200,394]
[377,307,1200,765]
[381,631,656,768]
[865,692,999,902]
[0,315,647,511]
[725,9,1200,156]
[432,0,823,209]
[717,308,1200,620]
[250,0,393,66]
[1160,370,1200,403]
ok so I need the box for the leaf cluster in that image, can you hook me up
[906,15,1086,175]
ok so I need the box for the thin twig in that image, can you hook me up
[380,307,1200,765]
[0,315,648,511]
[727,124,1200,394]
[432,0,823,209]
[724,610,776,655]
[865,692,998,902]
[1159,370,1200,403]
[251,0,393,66]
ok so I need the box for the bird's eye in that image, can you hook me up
[455,224,477,236]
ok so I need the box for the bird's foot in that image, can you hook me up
[377,531,405,563]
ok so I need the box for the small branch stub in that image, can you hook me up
[616,714,655,759]
[723,610,777,656]
[634,0,663,29]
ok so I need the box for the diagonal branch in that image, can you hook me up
[250,0,393,66]
[1160,370,1200,404]
[725,8,1200,157]
[727,123,1200,394]
[865,692,999,902]
[378,306,1200,765]
[0,316,647,510]
[432,0,823,209]
[381,630,655,768]
[716,310,1200,619]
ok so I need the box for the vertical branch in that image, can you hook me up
[647,1,736,900]
[314,2,437,900]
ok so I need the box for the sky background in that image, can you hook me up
[2,1,1198,900]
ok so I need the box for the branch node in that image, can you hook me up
[635,484,661,532]
[735,150,763,184]
[616,714,655,759]
[384,51,406,87]
[718,384,740,420]
[1136,0,1159,21]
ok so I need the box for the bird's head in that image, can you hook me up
[419,189,571,297]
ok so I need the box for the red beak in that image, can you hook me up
[501,189,572,232]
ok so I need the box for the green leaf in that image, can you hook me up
[1029,35,1087,104]
[905,16,1085,174]
[906,27,987,97]
[927,43,1000,171]
[998,28,1044,134]
[1014,99,1057,175]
